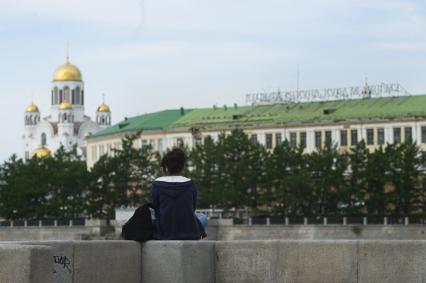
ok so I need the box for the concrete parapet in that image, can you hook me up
[358,240,426,283]
[215,240,357,283]
[73,240,141,283]
[142,241,215,283]
[2,240,426,283]
[14,240,141,283]
[0,244,52,283]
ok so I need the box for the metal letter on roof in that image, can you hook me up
[246,83,410,105]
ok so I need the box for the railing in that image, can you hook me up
[0,218,86,228]
[234,216,426,225]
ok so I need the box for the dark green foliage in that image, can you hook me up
[86,133,157,219]
[0,147,87,220]
[0,130,425,220]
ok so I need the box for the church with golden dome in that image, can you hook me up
[23,56,112,159]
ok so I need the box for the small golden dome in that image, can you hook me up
[26,103,39,113]
[33,147,52,159]
[97,103,111,112]
[59,101,73,110]
[53,61,82,81]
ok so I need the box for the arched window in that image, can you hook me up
[81,90,84,105]
[54,87,59,104]
[41,133,47,146]
[71,90,75,104]
[63,113,67,122]
[64,86,70,102]
[75,86,81,104]
[59,90,63,103]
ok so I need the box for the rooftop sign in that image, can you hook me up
[246,83,410,105]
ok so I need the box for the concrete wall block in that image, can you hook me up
[358,240,426,283]
[215,240,358,283]
[142,240,215,283]
[73,240,142,283]
[0,244,52,283]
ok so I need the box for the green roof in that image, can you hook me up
[91,109,192,138]
[91,95,426,138]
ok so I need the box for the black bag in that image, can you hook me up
[121,203,154,242]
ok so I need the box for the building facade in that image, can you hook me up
[86,95,426,168]
[23,57,112,159]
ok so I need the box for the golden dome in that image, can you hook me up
[32,147,52,159]
[59,101,73,110]
[53,61,82,81]
[97,103,111,112]
[26,103,39,113]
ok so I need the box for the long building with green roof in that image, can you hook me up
[87,94,426,167]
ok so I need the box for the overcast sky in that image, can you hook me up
[1,0,426,161]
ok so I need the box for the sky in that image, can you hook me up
[1,0,426,161]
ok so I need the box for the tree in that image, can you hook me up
[267,141,312,216]
[365,146,390,215]
[46,146,88,219]
[188,136,223,208]
[86,133,157,219]
[388,142,424,215]
[309,140,347,216]
[343,141,368,215]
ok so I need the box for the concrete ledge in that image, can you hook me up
[0,244,52,283]
[216,240,357,283]
[13,240,142,283]
[2,240,426,283]
[142,241,215,283]
[358,240,426,283]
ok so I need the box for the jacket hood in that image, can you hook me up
[153,179,194,199]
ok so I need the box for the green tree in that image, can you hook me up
[86,133,157,218]
[267,141,312,216]
[343,141,369,215]
[388,142,424,215]
[365,146,390,215]
[309,140,347,216]
[188,136,223,208]
[46,146,88,219]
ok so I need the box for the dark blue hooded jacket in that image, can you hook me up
[151,176,205,240]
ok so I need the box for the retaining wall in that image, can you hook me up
[1,240,426,283]
[208,224,426,240]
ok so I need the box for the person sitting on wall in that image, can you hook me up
[151,148,207,240]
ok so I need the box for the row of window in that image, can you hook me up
[91,142,121,161]
[254,126,426,149]
[51,86,84,105]
[90,126,426,161]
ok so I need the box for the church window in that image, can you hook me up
[71,90,75,104]
[59,90,63,103]
[75,87,81,104]
[54,87,59,104]
[41,133,47,146]
[81,91,84,105]
[64,87,70,102]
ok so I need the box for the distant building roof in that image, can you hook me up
[91,109,192,138]
[90,95,426,139]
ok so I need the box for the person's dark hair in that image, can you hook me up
[160,148,186,175]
